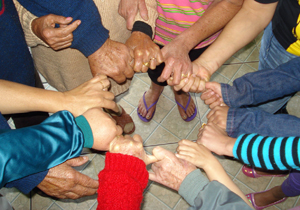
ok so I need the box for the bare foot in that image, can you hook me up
[254,186,286,207]
[138,82,164,120]
[173,89,196,120]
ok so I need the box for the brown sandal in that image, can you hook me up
[109,105,135,134]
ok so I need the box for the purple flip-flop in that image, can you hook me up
[137,92,159,122]
[175,93,197,122]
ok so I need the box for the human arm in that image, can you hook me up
[221,58,300,108]
[118,0,149,30]
[97,134,157,209]
[158,0,244,85]
[0,75,115,117]
[18,0,109,57]
[13,0,81,50]
[176,140,252,207]
[149,147,252,209]
[178,0,278,92]
[233,133,300,171]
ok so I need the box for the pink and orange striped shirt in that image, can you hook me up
[154,0,221,49]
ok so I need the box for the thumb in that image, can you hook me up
[52,15,73,25]
[66,156,89,167]
[145,154,158,165]
[152,146,167,161]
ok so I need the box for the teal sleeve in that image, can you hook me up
[0,111,84,188]
[75,115,94,148]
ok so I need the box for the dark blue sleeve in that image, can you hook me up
[5,170,48,194]
[222,57,300,108]
[17,0,109,57]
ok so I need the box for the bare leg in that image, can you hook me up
[138,81,164,120]
[254,186,286,207]
[173,88,196,120]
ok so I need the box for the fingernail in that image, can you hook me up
[183,115,187,119]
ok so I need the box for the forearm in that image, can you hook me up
[227,108,300,138]
[133,0,158,38]
[204,159,252,207]
[97,153,148,210]
[0,111,86,187]
[179,169,252,209]
[172,0,243,52]
[12,0,48,47]
[194,0,277,75]
[18,0,109,56]
[233,133,300,171]
[0,79,66,114]
[222,58,300,107]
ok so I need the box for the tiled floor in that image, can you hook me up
[1,33,300,210]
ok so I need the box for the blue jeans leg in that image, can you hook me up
[255,22,298,113]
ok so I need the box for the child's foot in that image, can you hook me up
[251,186,286,207]
[137,82,164,121]
[174,89,196,121]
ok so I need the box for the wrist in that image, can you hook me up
[225,137,236,157]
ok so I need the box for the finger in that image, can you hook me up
[172,78,188,91]
[51,42,72,51]
[190,76,201,93]
[152,146,171,161]
[66,156,89,166]
[172,66,182,85]
[62,20,81,34]
[145,154,158,165]
[52,15,73,25]
[158,60,174,82]
[198,79,206,93]
[99,99,117,110]
[123,64,135,79]
[206,109,215,119]
[73,170,99,189]
[201,89,214,101]
[149,57,156,70]
[132,134,143,143]
[209,99,223,109]
[181,77,195,92]
[138,0,149,21]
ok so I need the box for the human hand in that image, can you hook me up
[201,82,225,109]
[62,75,116,117]
[173,62,211,93]
[88,39,134,83]
[207,105,229,131]
[82,108,122,151]
[158,42,192,85]
[109,134,157,165]
[32,14,81,50]
[118,0,148,30]
[149,147,196,191]
[37,156,98,199]
[176,139,218,170]
[197,122,235,156]
[125,31,163,72]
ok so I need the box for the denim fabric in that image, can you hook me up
[222,58,300,138]
[255,22,298,113]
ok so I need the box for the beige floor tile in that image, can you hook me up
[10,193,30,210]
[231,64,257,82]
[173,198,191,210]
[48,203,64,210]
[31,193,54,210]
[236,171,272,192]
[144,126,180,154]
[161,107,198,140]
[141,192,171,210]
[131,111,160,141]
[216,155,243,176]
[0,187,20,203]
[147,183,181,208]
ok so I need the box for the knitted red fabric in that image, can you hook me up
[97,152,148,210]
